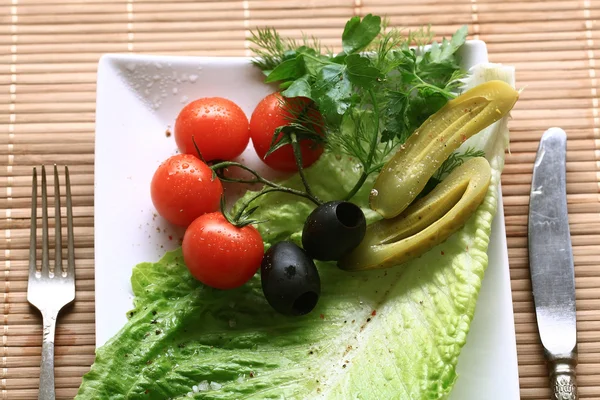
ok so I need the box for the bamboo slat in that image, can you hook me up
[0,0,599,399]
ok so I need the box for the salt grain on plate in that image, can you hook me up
[172,88,178,95]
[189,74,198,83]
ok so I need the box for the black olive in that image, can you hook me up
[261,241,320,316]
[302,201,366,261]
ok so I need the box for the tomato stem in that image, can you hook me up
[289,132,320,204]
[232,188,285,224]
[210,161,321,205]
[219,196,237,227]
[344,89,380,201]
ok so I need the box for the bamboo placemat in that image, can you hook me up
[1,0,599,399]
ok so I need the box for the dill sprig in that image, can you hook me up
[433,147,486,181]
[248,28,297,71]
[248,28,325,72]
[415,147,486,199]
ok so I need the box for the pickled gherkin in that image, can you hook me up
[369,80,519,219]
[339,157,492,271]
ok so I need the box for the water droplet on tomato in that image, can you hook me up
[182,163,189,169]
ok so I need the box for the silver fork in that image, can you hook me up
[27,165,75,400]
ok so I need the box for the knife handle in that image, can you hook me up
[549,359,577,400]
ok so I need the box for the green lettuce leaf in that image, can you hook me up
[77,64,513,399]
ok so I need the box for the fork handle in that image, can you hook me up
[39,310,57,400]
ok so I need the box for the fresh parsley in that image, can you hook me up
[249,14,469,199]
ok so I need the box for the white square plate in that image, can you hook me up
[94,41,520,399]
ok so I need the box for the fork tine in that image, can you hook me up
[54,165,63,276]
[29,168,37,277]
[65,166,75,278]
[41,166,49,276]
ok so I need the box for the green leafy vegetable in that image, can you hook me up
[264,57,305,83]
[249,16,468,200]
[309,64,352,123]
[344,54,381,89]
[429,25,468,64]
[282,75,312,98]
[341,14,382,54]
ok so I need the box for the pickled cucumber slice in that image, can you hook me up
[370,80,518,218]
[339,157,491,271]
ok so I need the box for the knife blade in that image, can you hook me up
[528,127,578,400]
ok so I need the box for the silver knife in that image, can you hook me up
[528,127,578,400]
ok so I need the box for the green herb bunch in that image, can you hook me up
[250,15,473,199]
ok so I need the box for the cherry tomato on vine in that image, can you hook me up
[150,154,223,227]
[175,97,250,161]
[250,93,324,172]
[182,212,264,290]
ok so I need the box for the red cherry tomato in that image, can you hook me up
[182,212,264,289]
[150,154,223,227]
[250,93,324,172]
[175,97,250,161]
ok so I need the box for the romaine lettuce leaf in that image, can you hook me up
[77,64,513,400]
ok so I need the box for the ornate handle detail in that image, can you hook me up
[550,360,578,400]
